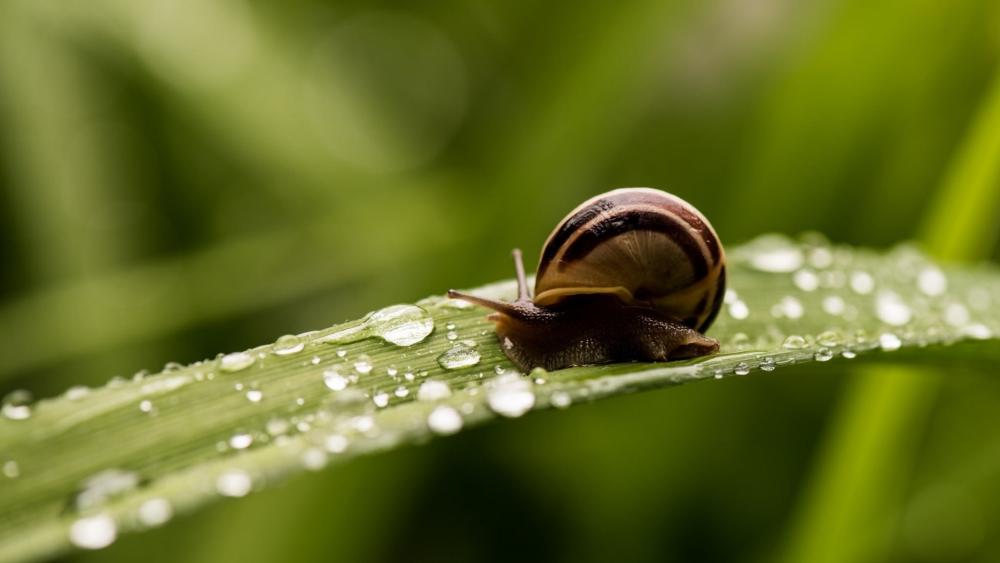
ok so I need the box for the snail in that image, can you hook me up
[448,187,726,371]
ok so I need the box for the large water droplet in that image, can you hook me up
[427,405,463,435]
[487,374,535,418]
[69,513,117,550]
[216,470,252,497]
[437,345,481,370]
[369,304,435,346]
[220,352,255,372]
[272,334,305,356]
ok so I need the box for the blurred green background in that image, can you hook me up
[1,0,999,561]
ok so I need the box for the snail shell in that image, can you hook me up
[535,187,726,331]
[447,187,726,371]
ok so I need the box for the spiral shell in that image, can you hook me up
[534,187,726,332]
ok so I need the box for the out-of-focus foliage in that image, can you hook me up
[0,0,997,561]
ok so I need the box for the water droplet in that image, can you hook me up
[487,375,535,418]
[386,366,399,377]
[749,243,803,272]
[69,513,117,550]
[550,391,572,408]
[494,365,506,375]
[961,324,993,340]
[245,389,263,403]
[353,355,373,375]
[782,335,807,349]
[139,400,154,413]
[220,352,255,372]
[302,448,329,471]
[2,390,33,421]
[229,432,253,450]
[814,348,834,362]
[446,330,458,341]
[773,296,804,319]
[323,369,349,391]
[266,418,290,436]
[841,350,857,359]
[808,246,834,268]
[727,300,749,320]
[817,331,842,347]
[368,304,435,346]
[75,469,140,511]
[66,386,90,401]
[372,392,390,408]
[3,460,19,478]
[917,267,947,296]
[216,470,252,497]
[734,362,750,376]
[138,498,173,527]
[325,434,349,453]
[272,334,305,356]
[427,405,463,435]
[793,269,820,291]
[879,333,902,352]
[944,303,970,327]
[437,345,482,370]
[394,386,409,398]
[850,271,875,294]
[351,415,376,434]
[760,357,776,372]
[441,298,474,310]
[310,356,322,365]
[445,322,456,330]
[336,349,347,358]
[417,380,452,401]
[875,291,912,326]
[822,295,846,316]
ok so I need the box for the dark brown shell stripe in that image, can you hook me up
[537,196,616,279]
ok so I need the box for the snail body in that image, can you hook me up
[449,187,726,371]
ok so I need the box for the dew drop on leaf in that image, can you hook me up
[437,345,481,370]
[487,374,535,418]
[69,513,117,550]
[427,405,463,435]
[219,352,255,372]
[137,498,173,528]
[272,334,305,356]
[216,470,252,497]
[417,380,451,401]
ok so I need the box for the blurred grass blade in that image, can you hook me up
[1,235,999,563]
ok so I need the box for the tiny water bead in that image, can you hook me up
[75,469,141,511]
[734,362,750,376]
[324,434,349,454]
[323,370,349,391]
[220,352,255,372]
[417,380,452,401]
[814,348,834,362]
[487,374,535,418]
[437,345,482,370]
[245,389,263,403]
[850,271,875,294]
[880,333,902,352]
[875,290,912,326]
[69,513,117,550]
[272,334,305,356]
[137,498,173,528]
[301,448,329,471]
[2,390,32,421]
[353,355,374,375]
[216,470,252,497]
[793,269,820,292]
[760,357,776,372]
[229,432,254,450]
[550,391,572,409]
[748,238,804,272]
[917,267,948,296]
[3,460,19,478]
[139,400,154,413]
[782,335,808,349]
[372,392,390,408]
[427,405,463,435]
